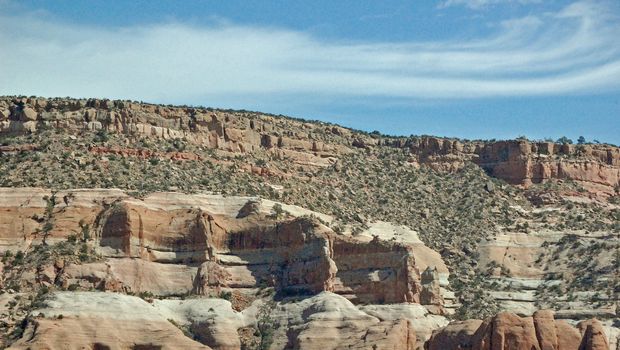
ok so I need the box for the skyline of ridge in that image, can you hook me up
[3,94,616,146]
[0,0,619,144]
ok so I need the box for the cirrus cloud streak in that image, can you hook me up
[0,1,619,103]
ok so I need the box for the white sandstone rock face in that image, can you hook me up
[601,322,620,350]
[261,198,334,224]
[154,298,257,327]
[358,221,449,282]
[267,292,417,350]
[31,292,161,320]
[63,258,198,295]
[132,192,333,223]
[154,298,258,350]
[359,303,449,345]
[477,229,619,320]
[477,232,545,279]
[14,291,447,350]
[357,221,454,311]
[14,292,210,350]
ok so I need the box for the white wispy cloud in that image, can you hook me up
[0,1,618,103]
[438,0,542,10]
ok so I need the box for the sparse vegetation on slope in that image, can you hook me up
[1,98,619,324]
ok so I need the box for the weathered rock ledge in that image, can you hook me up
[0,188,448,307]
[0,187,455,349]
[2,97,619,195]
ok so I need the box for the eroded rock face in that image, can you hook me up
[0,187,458,349]
[359,303,449,346]
[268,292,417,350]
[62,258,198,295]
[8,292,419,350]
[12,291,425,350]
[330,236,420,304]
[0,187,436,304]
[0,97,347,168]
[426,311,610,350]
[474,140,620,196]
[420,267,443,306]
[9,292,211,350]
[405,138,620,197]
[472,312,542,350]
[578,319,610,350]
[424,319,482,350]
[475,230,618,320]
[0,188,452,349]
[2,97,619,195]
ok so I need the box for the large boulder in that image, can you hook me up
[533,310,581,350]
[20,106,38,121]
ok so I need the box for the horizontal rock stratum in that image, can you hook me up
[0,188,448,304]
[0,187,451,349]
[1,96,619,196]
[0,187,615,349]
[0,96,618,349]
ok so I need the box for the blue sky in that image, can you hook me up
[0,0,619,144]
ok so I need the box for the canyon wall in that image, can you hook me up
[0,188,435,305]
[0,187,451,349]
[1,188,615,349]
[406,137,620,196]
[1,97,619,196]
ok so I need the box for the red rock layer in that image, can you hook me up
[2,97,618,194]
[426,310,609,350]
[407,137,619,196]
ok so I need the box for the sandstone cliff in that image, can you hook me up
[1,97,619,196]
[1,96,619,349]
[407,137,620,197]
[0,188,449,349]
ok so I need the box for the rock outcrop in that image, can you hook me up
[267,292,418,350]
[578,319,610,350]
[407,137,620,196]
[426,311,611,350]
[8,291,427,350]
[0,97,347,168]
[475,230,618,319]
[474,140,620,196]
[0,187,455,349]
[0,188,436,305]
[424,319,482,350]
[6,290,443,350]
[1,96,619,349]
[2,97,619,195]
[10,292,211,350]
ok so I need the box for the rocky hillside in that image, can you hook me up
[1,189,451,348]
[0,96,619,349]
[2,96,618,196]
